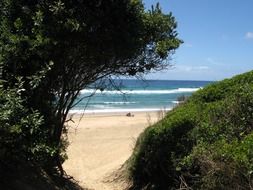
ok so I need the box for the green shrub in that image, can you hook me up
[128,70,253,189]
[128,104,198,189]
[0,87,58,167]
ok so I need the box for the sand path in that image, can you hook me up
[63,112,161,190]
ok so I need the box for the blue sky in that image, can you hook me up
[144,0,253,81]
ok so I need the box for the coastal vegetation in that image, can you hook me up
[128,70,253,189]
[0,0,181,188]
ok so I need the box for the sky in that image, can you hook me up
[144,0,253,81]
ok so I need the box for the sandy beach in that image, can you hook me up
[63,111,164,190]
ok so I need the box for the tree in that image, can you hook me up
[0,0,182,175]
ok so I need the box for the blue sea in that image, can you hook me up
[70,79,212,113]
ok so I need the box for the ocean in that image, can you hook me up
[70,79,213,114]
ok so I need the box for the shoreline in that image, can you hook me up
[68,107,172,116]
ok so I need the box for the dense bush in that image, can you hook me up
[0,0,181,188]
[128,103,198,189]
[128,70,253,189]
[0,0,181,177]
[0,83,58,168]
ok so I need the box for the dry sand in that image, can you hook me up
[63,111,163,190]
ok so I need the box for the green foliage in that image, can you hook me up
[128,70,253,189]
[129,103,198,189]
[0,84,57,166]
[0,0,181,179]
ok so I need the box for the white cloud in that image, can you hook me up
[176,65,209,72]
[245,32,253,39]
[197,66,209,70]
[207,57,216,64]
[206,57,224,66]
[182,43,193,48]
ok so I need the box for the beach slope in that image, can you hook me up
[63,112,161,190]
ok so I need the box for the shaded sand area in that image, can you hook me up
[63,111,163,190]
